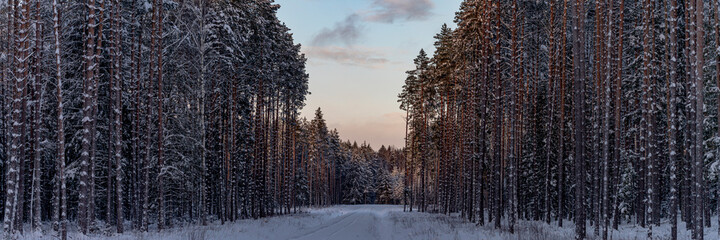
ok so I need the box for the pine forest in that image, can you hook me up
[1,0,720,239]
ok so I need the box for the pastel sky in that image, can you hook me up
[275,0,462,149]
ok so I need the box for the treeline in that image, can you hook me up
[398,0,720,239]
[338,139,405,205]
[0,0,362,238]
[301,109,406,206]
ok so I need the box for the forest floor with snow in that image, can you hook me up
[6,205,720,240]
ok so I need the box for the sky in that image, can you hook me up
[275,0,463,149]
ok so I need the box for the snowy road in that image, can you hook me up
[225,205,564,240]
[288,210,380,240]
[22,205,718,240]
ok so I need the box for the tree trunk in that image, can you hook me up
[666,0,679,238]
[641,0,654,237]
[571,0,586,238]
[559,0,568,227]
[79,0,98,233]
[29,0,43,231]
[493,4,502,229]
[694,0,704,238]
[716,0,720,234]
[111,0,123,232]
[601,1,612,239]
[154,0,165,230]
[612,0,624,231]
[52,0,67,238]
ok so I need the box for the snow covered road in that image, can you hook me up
[20,205,719,239]
[161,204,572,240]
[253,205,489,240]
[288,211,379,240]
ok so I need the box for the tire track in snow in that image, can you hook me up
[288,210,378,240]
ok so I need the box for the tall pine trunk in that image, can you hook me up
[601,1,612,239]
[559,0,568,227]
[52,0,67,238]
[4,0,27,235]
[571,0,587,238]
[79,0,98,234]
[665,0,680,238]
[154,0,165,230]
[111,0,123,232]
[29,0,42,231]
[612,0,624,231]
[693,0,704,238]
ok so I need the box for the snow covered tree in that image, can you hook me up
[0,0,318,235]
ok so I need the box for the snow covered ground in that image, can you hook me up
[7,205,720,239]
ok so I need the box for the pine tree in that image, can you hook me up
[612,0,624,231]
[3,0,29,235]
[0,1,7,226]
[601,1,613,238]
[110,0,123,232]
[153,0,165,229]
[571,0,587,238]
[715,0,720,233]
[693,0,704,238]
[29,0,42,231]
[52,0,67,238]
[79,0,99,233]
[396,1,720,239]
[559,0,569,227]
[665,0,680,238]
[641,0,655,237]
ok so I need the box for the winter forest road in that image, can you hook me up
[280,205,489,240]
[288,210,381,240]
[285,205,478,240]
[20,205,715,240]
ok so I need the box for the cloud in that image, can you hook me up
[364,0,434,23]
[310,0,434,46]
[305,46,390,68]
[306,0,433,67]
[311,14,363,46]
